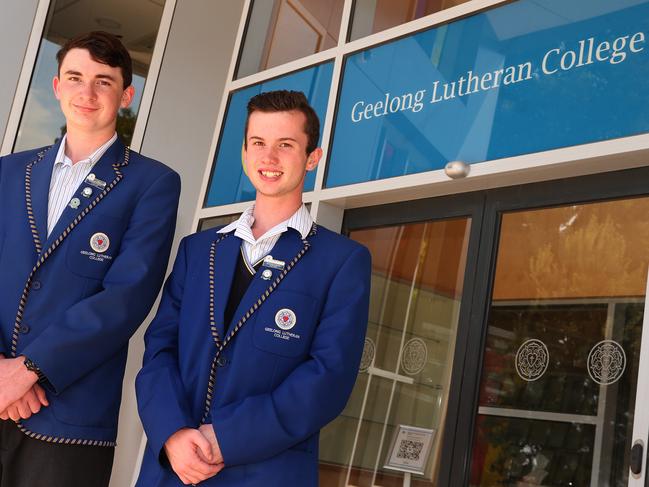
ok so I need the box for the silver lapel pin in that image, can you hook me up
[69,197,81,209]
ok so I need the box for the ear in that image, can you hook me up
[53,76,61,100]
[120,85,135,109]
[306,148,323,172]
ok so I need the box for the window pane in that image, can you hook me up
[14,0,165,152]
[204,62,334,208]
[236,0,343,79]
[320,218,471,486]
[349,0,471,41]
[471,197,649,486]
[326,0,649,188]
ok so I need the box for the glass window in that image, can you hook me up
[204,62,334,208]
[14,0,166,152]
[470,197,649,486]
[236,0,343,79]
[326,0,649,188]
[320,217,471,486]
[198,214,240,232]
[349,0,471,41]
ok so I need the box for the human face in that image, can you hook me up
[53,48,134,137]
[244,110,322,204]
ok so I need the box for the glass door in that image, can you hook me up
[320,194,484,487]
[470,196,649,487]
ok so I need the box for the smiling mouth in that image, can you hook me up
[259,170,283,179]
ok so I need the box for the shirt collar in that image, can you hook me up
[54,132,118,167]
[217,204,313,241]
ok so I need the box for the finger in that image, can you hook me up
[25,391,42,414]
[8,405,20,421]
[16,400,32,419]
[34,385,49,406]
[193,431,214,463]
[0,410,8,420]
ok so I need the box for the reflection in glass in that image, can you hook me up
[237,0,343,79]
[327,0,649,187]
[320,218,471,486]
[471,197,649,486]
[349,0,470,41]
[205,62,333,207]
[14,0,165,152]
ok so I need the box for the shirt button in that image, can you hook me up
[31,280,42,290]
[19,324,30,334]
[216,356,228,367]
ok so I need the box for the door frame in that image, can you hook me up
[343,163,649,486]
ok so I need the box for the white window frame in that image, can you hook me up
[191,0,649,234]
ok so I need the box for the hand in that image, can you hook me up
[0,384,49,421]
[198,424,223,464]
[164,428,224,485]
[0,357,38,411]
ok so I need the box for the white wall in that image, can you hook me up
[110,1,246,485]
[0,0,40,145]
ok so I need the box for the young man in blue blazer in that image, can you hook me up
[136,90,371,486]
[0,32,180,486]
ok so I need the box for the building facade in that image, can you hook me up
[1,1,649,486]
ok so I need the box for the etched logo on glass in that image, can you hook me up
[401,338,428,376]
[360,337,375,373]
[515,339,549,381]
[588,340,626,385]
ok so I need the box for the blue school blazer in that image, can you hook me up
[136,224,371,486]
[0,138,180,445]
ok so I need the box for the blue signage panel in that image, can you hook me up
[205,62,334,207]
[326,0,649,188]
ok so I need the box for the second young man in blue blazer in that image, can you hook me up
[136,90,371,486]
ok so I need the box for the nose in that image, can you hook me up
[79,81,97,100]
[261,146,279,164]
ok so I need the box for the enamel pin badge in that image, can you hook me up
[85,173,107,189]
[69,197,81,209]
[275,308,296,330]
[82,187,93,198]
[261,269,273,280]
[90,232,110,253]
[263,255,285,270]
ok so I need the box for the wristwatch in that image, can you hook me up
[23,357,47,383]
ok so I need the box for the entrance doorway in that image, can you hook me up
[320,166,649,487]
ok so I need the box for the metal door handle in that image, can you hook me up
[630,441,643,475]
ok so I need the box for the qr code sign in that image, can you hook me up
[396,439,424,461]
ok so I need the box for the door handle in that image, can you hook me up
[630,440,643,476]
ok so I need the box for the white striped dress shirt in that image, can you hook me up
[47,133,117,236]
[217,204,313,268]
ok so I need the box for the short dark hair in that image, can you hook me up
[56,31,133,89]
[245,90,320,154]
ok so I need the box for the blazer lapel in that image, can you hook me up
[212,233,240,342]
[27,142,60,252]
[44,139,126,250]
[223,228,312,346]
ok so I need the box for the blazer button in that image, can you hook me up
[19,324,30,334]
[216,356,228,367]
[31,280,42,290]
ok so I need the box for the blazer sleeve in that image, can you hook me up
[213,245,372,466]
[21,169,181,393]
[0,155,6,356]
[135,236,195,462]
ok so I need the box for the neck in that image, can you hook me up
[251,195,302,239]
[64,129,115,164]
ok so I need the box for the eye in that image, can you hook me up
[251,140,264,146]
[279,142,294,148]
[68,76,80,82]
[97,80,111,87]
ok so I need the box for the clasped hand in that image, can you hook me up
[0,354,49,421]
[164,424,224,485]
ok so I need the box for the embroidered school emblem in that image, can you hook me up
[275,308,297,330]
[90,232,110,253]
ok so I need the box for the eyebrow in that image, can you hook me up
[63,70,117,82]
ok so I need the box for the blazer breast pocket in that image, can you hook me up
[253,290,318,358]
[65,214,125,280]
